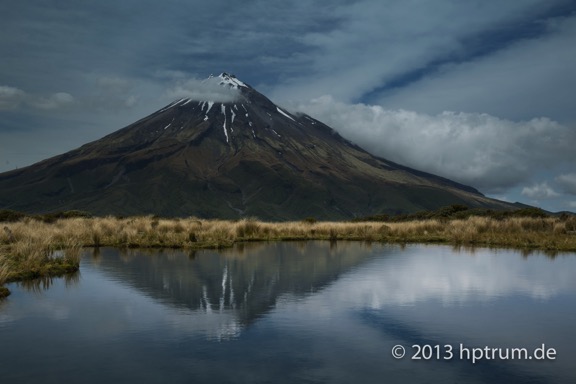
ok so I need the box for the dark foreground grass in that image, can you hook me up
[1,213,576,298]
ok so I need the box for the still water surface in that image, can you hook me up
[1,242,575,383]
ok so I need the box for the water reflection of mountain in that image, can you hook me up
[91,241,378,337]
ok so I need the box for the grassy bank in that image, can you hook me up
[1,214,576,298]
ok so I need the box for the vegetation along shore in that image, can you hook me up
[1,206,575,298]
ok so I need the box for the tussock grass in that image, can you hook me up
[1,219,82,297]
[1,214,576,298]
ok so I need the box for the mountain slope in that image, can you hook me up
[0,73,515,219]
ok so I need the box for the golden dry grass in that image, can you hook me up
[1,215,576,297]
[1,219,82,297]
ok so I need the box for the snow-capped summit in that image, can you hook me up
[217,72,249,89]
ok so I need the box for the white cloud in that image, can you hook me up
[164,76,241,103]
[0,85,26,110]
[522,182,560,199]
[95,76,131,91]
[556,173,576,195]
[377,16,576,123]
[30,92,75,110]
[568,201,576,209]
[124,95,138,108]
[79,74,145,112]
[0,87,77,111]
[270,1,561,104]
[291,96,575,193]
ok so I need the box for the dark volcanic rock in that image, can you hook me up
[0,73,515,219]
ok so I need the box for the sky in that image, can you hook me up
[1,0,575,212]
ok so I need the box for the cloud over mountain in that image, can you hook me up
[291,96,576,195]
[522,182,560,200]
[164,76,241,103]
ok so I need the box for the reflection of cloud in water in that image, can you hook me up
[298,245,576,311]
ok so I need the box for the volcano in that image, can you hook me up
[0,73,514,219]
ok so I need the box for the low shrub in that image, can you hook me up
[0,210,27,223]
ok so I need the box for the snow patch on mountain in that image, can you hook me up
[277,107,295,122]
[221,104,229,143]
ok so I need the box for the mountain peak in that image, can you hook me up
[213,72,249,90]
[0,73,517,219]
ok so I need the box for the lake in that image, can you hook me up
[1,242,575,383]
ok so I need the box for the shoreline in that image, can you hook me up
[2,215,576,298]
